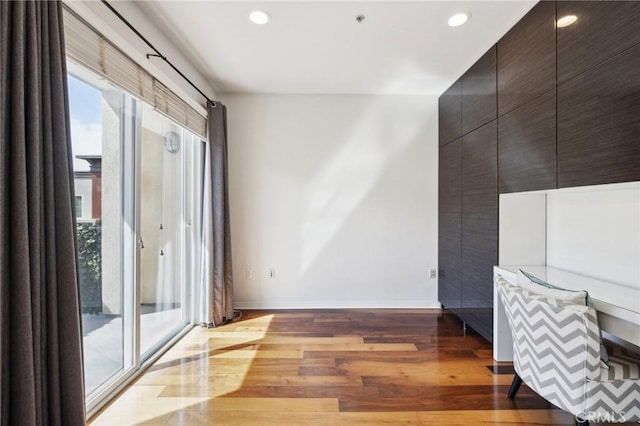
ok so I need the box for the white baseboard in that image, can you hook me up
[234,300,442,310]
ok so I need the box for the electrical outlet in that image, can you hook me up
[268,268,276,279]
[429,268,437,279]
[245,269,253,279]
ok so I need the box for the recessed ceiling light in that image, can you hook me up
[448,13,470,27]
[557,15,578,28]
[249,10,271,25]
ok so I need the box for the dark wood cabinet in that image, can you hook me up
[438,140,462,310]
[558,42,640,188]
[557,1,640,84]
[497,1,556,117]
[461,121,498,342]
[439,79,461,147]
[498,89,557,193]
[462,46,497,135]
[438,0,640,345]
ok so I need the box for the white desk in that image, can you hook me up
[493,265,640,361]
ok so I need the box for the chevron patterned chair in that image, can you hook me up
[495,276,640,425]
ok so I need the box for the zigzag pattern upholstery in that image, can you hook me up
[586,344,640,422]
[495,277,640,423]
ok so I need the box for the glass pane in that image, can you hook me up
[139,104,188,358]
[68,73,131,397]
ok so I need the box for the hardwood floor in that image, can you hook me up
[90,310,575,425]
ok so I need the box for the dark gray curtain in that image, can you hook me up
[201,102,234,327]
[0,1,86,424]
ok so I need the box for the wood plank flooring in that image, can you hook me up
[90,309,577,425]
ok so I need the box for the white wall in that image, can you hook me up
[223,94,439,308]
[101,91,123,315]
[546,183,640,288]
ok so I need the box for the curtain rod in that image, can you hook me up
[100,0,216,108]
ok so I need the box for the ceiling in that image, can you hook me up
[133,1,536,96]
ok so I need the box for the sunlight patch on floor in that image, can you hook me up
[90,314,274,426]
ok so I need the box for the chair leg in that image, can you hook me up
[507,373,522,398]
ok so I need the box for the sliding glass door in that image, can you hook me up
[68,71,134,398]
[139,103,189,359]
[68,65,200,410]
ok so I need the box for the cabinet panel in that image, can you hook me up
[461,121,498,342]
[557,1,640,84]
[498,89,556,193]
[462,46,497,135]
[439,79,461,147]
[497,1,556,116]
[438,140,462,309]
[454,305,494,343]
[558,42,640,188]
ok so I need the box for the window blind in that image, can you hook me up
[63,6,207,138]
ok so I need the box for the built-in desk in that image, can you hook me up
[493,265,640,361]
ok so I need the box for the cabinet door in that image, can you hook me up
[439,79,461,147]
[558,42,640,188]
[461,121,497,342]
[462,46,497,135]
[438,140,462,309]
[498,89,556,193]
[557,1,640,84]
[497,1,556,117]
